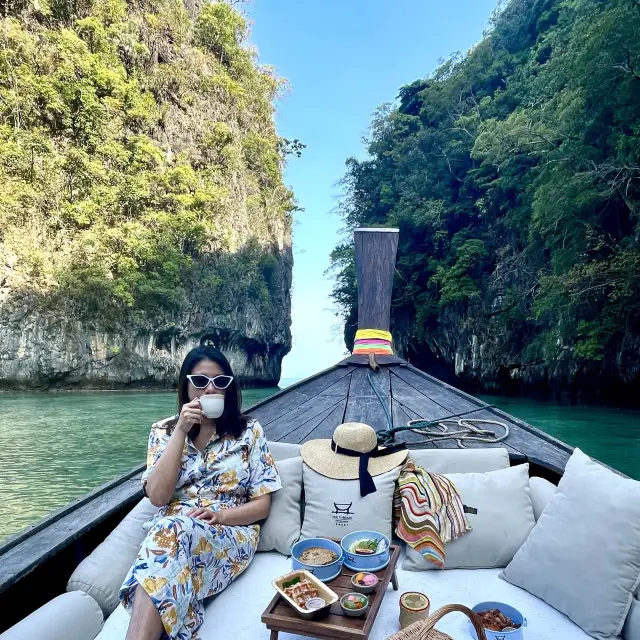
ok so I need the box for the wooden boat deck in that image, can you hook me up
[251,362,573,477]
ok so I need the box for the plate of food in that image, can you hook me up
[290,538,343,582]
[272,570,339,620]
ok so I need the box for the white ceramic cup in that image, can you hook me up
[199,394,225,419]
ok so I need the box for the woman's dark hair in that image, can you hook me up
[172,345,249,440]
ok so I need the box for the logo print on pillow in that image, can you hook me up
[332,502,354,527]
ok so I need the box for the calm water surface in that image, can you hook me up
[1,383,638,541]
[0,387,280,541]
[477,395,640,480]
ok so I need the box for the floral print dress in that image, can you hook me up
[119,418,281,640]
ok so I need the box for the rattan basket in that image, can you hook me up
[385,604,488,640]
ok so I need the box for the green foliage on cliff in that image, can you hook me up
[0,0,294,328]
[331,0,640,377]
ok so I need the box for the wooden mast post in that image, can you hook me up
[347,227,401,367]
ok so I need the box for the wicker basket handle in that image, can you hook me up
[416,604,487,640]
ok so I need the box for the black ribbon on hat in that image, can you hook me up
[331,438,407,497]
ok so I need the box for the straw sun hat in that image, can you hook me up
[301,422,408,497]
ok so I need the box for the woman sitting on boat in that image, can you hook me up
[119,345,281,640]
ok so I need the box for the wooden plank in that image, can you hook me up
[391,399,438,447]
[390,373,453,422]
[250,367,354,427]
[262,374,352,442]
[0,475,143,594]
[343,368,392,433]
[286,400,347,444]
[393,366,570,474]
[354,228,399,332]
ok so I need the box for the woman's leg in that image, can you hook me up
[125,585,164,640]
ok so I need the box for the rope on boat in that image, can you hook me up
[366,370,510,448]
[405,418,509,448]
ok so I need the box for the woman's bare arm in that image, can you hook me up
[145,399,203,507]
[144,429,188,507]
[188,494,272,526]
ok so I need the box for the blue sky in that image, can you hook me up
[247,0,498,380]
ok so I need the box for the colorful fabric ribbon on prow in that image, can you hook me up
[352,329,394,356]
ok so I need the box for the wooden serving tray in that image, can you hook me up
[262,542,401,640]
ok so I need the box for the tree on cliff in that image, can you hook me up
[330,0,640,400]
[0,0,295,329]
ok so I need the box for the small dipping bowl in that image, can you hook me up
[340,592,369,618]
[304,597,326,612]
[351,572,379,594]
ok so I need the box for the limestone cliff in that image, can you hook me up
[0,0,294,389]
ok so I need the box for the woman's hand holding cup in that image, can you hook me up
[176,398,202,434]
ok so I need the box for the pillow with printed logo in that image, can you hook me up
[300,463,401,542]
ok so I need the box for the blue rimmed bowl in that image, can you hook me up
[469,602,526,640]
[340,530,390,572]
[290,538,343,582]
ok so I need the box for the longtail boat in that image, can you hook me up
[0,228,592,635]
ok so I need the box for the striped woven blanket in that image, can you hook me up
[393,458,472,569]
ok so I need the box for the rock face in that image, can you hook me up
[400,300,640,405]
[0,243,292,390]
[0,0,294,390]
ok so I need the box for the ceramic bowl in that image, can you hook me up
[340,592,369,617]
[351,572,379,594]
[469,601,527,640]
[340,530,390,572]
[290,538,343,582]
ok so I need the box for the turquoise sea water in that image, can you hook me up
[476,394,640,481]
[0,387,278,541]
[1,382,638,541]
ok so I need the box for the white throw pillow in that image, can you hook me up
[408,447,509,474]
[267,441,301,462]
[67,497,156,615]
[1,591,103,640]
[529,476,556,521]
[300,464,401,542]
[501,449,640,640]
[403,464,535,570]
[257,456,303,555]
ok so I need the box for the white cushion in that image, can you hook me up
[408,447,509,474]
[300,464,400,541]
[403,464,535,570]
[624,597,640,640]
[67,497,156,615]
[266,441,301,461]
[501,448,640,640]
[257,456,302,555]
[97,549,590,640]
[0,591,103,640]
[529,476,556,521]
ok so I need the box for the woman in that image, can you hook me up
[120,345,281,640]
